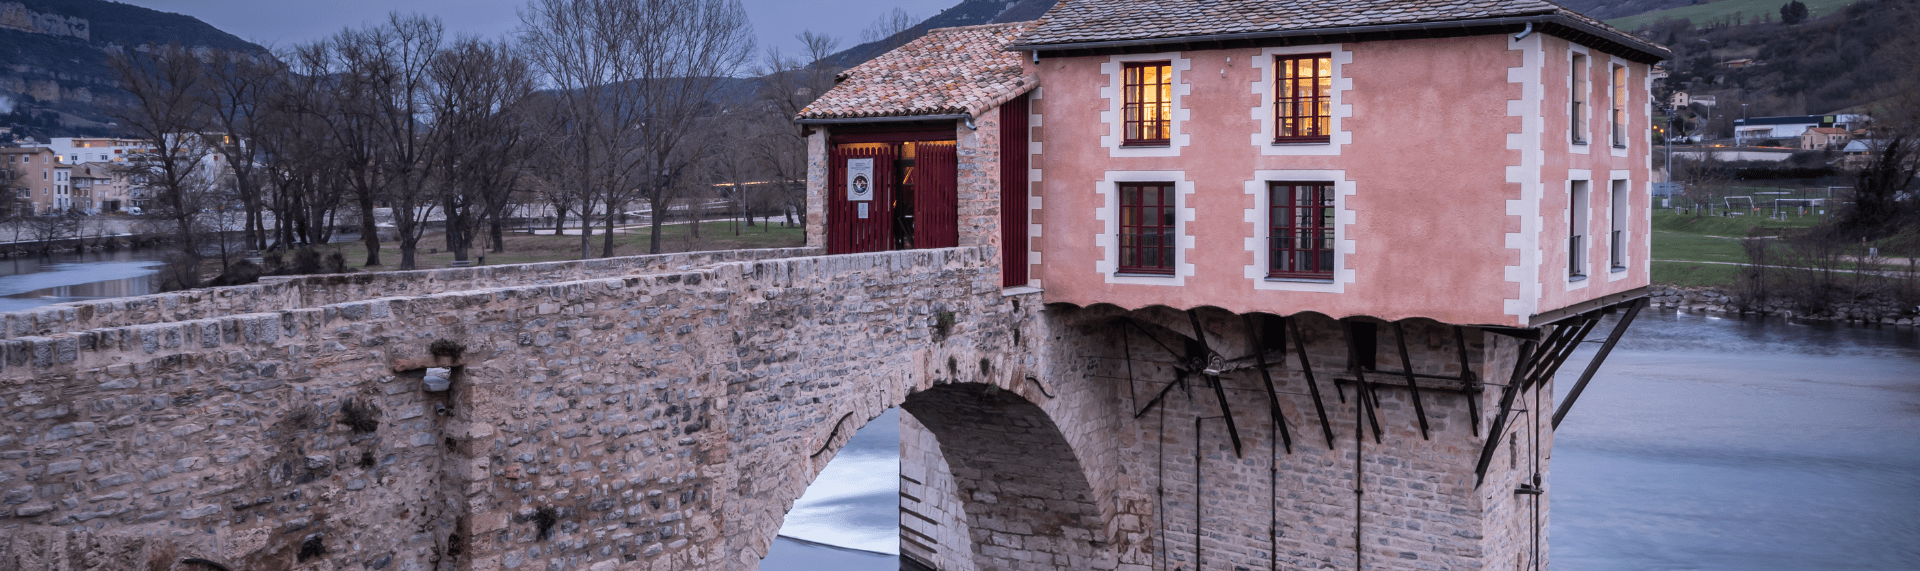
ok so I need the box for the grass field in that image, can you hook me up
[1608,0,1864,30]
[1650,209,1825,237]
[285,221,805,272]
[1650,260,1745,288]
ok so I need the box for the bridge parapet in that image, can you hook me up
[0,246,821,340]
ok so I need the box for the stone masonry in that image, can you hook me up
[1,248,1564,571]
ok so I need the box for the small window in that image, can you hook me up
[1569,180,1589,278]
[1268,182,1335,279]
[1571,54,1588,144]
[1122,62,1172,146]
[1117,182,1176,275]
[1274,54,1333,143]
[1610,65,1627,147]
[1610,180,1628,269]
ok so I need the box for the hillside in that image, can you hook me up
[1640,0,1913,125]
[822,0,1055,70]
[1606,0,1867,30]
[0,0,264,140]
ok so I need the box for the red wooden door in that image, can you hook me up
[913,141,958,249]
[828,145,895,254]
[998,94,1030,287]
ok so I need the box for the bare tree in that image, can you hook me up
[430,36,534,262]
[360,14,448,271]
[106,43,218,287]
[860,8,917,52]
[521,0,756,257]
[749,31,841,229]
[297,37,389,267]
[199,49,276,251]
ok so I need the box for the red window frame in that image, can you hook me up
[1118,182,1176,275]
[1274,54,1332,143]
[1122,62,1172,146]
[1268,182,1335,279]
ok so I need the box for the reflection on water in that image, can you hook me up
[1553,310,1920,571]
[761,408,902,571]
[0,249,166,313]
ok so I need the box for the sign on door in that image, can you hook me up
[847,158,874,202]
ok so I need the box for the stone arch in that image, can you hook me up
[901,382,1112,571]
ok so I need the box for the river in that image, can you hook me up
[764,310,1920,570]
[0,249,166,313]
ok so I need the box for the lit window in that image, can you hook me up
[1610,65,1627,147]
[1122,62,1172,146]
[1274,54,1332,143]
[1118,182,1176,274]
[1268,182,1335,279]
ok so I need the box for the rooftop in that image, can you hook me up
[797,22,1035,122]
[1011,0,1667,61]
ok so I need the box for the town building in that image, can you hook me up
[1799,126,1850,150]
[1734,113,1869,143]
[799,0,1667,569]
[0,146,57,215]
[71,161,129,212]
[47,136,150,165]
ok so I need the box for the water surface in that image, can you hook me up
[1552,310,1920,571]
[0,249,165,313]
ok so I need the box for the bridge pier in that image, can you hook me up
[893,303,1602,571]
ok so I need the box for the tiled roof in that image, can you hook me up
[798,22,1035,121]
[1015,0,1642,51]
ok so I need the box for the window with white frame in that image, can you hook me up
[1610,180,1628,270]
[1570,180,1589,278]
[1571,53,1588,145]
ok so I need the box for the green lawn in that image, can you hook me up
[1650,261,1744,288]
[1608,0,1865,30]
[1650,209,1825,237]
[1653,230,1751,264]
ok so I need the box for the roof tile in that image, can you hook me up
[798,22,1034,121]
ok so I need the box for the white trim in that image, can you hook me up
[1249,45,1353,156]
[1096,171,1194,286]
[1607,172,1633,282]
[1567,45,1592,155]
[1027,86,1045,289]
[1243,171,1355,293]
[1565,171,1592,292]
[1100,54,1192,158]
[1504,32,1545,320]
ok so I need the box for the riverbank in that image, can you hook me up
[1648,284,1918,325]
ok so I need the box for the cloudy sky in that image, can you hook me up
[117,0,955,55]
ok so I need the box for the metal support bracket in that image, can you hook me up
[1243,314,1293,454]
[1551,298,1646,429]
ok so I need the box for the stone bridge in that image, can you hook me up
[0,245,1574,571]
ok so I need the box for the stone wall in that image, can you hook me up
[1649,284,1918,325]
[1,235,1572,571]
[0,246,1050,571]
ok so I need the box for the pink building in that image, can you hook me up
[801,1,1667,570]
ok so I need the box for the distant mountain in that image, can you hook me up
[0,0,265,140]
[822,0,1056,71]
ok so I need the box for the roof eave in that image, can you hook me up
[794,113,972,126]
[1010,14,1672,64]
